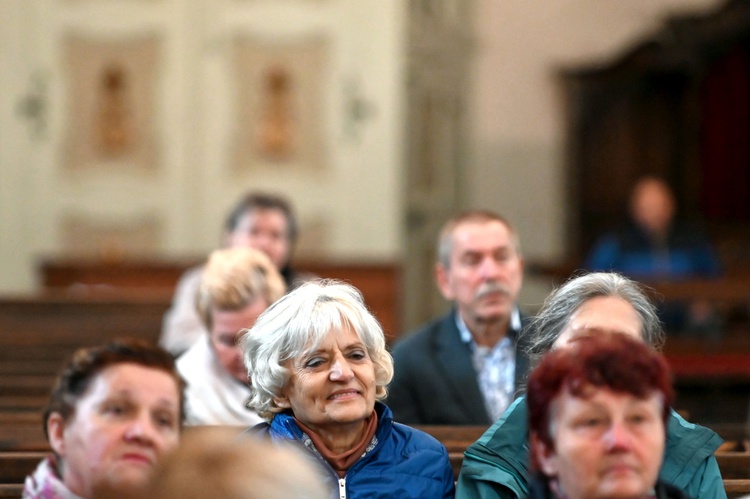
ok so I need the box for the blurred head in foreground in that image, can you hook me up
[128,427,327,499]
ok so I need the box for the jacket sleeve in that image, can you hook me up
[456,398,530,499]
[688,454,726,499]
[159,269,205,355]
[440,446,457,499]
[456,453,523,499]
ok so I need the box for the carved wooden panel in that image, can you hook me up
[63,34,161,171]
[232,36,328,171]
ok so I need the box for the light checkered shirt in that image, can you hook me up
[457,308,521,421]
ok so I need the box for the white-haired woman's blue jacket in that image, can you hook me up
[252,402,455,499]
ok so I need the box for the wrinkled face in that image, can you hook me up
[48,364,181,498]
[436,220,523,327]
[275,325,377,436]
[211,299,270,383]
[553,297,643,350]
[535,387,665,499]
[226,208,290,269]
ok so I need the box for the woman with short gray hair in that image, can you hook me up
[242,279,455,499]
[527,272,664,363]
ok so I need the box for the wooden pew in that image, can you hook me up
[0,451,47,482]
[0,294,170,347]
[0,411,47,453]
[0,294,170,414]
[1,424,749,497]
[0,360,66,376]
[713,424,750,447]
[724,479,750,498]
[412,425,490,479]
[413,425,487,453]
[0,484,22,499]
[0,376,57,397]
[39,257,402,339]
[716,452,750,480]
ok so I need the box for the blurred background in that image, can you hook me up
[5,0,745,320]
[3,0,750,425]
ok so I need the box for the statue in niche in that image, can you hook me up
[255,65,296,161]
[96,64,134,157]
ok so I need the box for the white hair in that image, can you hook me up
[241,279,394,420]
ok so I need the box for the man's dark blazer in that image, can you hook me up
[386,309,530,426]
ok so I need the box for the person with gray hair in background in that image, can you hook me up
[388,210,529,425]
[242,279,455,498]
[456,272,726,499]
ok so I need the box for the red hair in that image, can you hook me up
[527,333,673,463]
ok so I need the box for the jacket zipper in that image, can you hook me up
[338,477,346,499]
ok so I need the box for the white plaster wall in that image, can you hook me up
[0,0,728,297]
[0,0,46,292]
[0,0,406,293]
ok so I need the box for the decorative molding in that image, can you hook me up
[63,34,161,171]
[232,35,328,171]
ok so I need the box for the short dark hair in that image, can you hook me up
[43,339,186,440]
[224,192,298,244]
[527,333,673,461]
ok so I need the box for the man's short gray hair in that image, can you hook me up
[525,272,664,364]
[436,210,520,269]
[241,279,394,421]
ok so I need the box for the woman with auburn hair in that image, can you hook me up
[456,272,725,499]
[527,333,685,498]
[23,339,184,499]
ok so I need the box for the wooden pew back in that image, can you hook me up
[0,295,170,415]
[1,424,749,497]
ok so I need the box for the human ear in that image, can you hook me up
[531,433,559,477]
[47,413,67,457]
[435,263,454,300]
[273,394,291,409]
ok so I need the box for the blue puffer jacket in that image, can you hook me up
[254,402,455,499]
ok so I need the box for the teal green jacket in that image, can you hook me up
[456,397,726,499]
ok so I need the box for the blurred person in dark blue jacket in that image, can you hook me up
[585,176,722,334]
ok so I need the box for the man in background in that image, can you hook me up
[160,191,311,355]
[387,210,529,425]
[585,176,721,280]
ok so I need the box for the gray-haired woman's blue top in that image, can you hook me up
[254,402,455,499]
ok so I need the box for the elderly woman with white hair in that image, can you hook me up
[241,280,455,499]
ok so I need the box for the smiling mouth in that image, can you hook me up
[328,390,360,400]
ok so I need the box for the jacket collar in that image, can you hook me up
[269,401,392,443]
